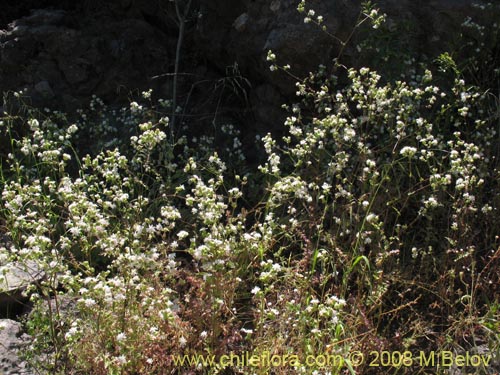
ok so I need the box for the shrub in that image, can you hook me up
[0,2,499,375]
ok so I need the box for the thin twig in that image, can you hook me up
[171,0,193,141]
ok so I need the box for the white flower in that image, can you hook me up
[251,286,261,294]
[343,127,356,141]
[400,146,417,158]
[130,101,142,113]
[83,298,96,307]
[179,336,187,347]
[64,326,78,340]
[116,355,127,365]
[142,89,152,99]
[424,196,439,208]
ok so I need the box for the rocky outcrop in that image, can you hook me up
[0,232,44,317]
[0,319,34,375]
[0,6,173,113]
[1,0,497,132]
[0,261,44,312]
[199,0,496,130]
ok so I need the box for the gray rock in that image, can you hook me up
[20,9,66,27]
[0,261,45,306]
[59,60,88,85]
[251,83,286,133]
[270,0,281,13]
[0,319,34,375]
[233,13,249,32]
[34,81,54,99]
[0,8,171,111]
[31,295,77,322]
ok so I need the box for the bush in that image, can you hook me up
[1,2,499,375]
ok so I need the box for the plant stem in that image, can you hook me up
[171,0,193,141]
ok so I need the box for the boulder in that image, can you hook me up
[0,7,173,112]
[0,319,34,375]
[0,261,45,317]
